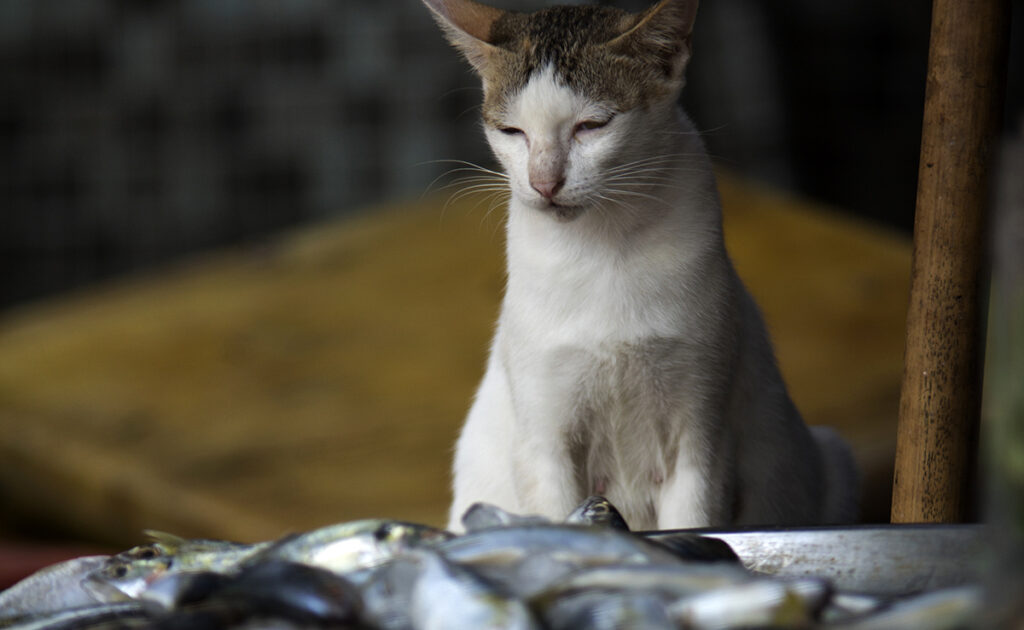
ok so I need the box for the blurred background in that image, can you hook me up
[1,0,1019,309]
[0,0,1021,580]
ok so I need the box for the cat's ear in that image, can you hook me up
[607,0,699,84]
[421,0,506,75]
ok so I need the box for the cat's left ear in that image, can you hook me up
[421,0,506,75]
[607,0,699,84]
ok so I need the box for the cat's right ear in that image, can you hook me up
[421,0,505,75]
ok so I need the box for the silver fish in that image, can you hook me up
[540,590,676,630]
[438,524,694,569]
[564,495,631,531]
[81,556,170,603]
[248,519,452,574]
[0,602,148,630]
[836,585,981,630]
[357,557,422,630]
[409,550,540,630]
[666,577,831,629]
[536,562,754,603]
[200,561,363,624]
[124,530,270,573]
[83,531,273,603]
[460,502,550,532]
[819,592,888,624]
[0,556,109,616]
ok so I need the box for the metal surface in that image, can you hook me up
[645,524,984,596]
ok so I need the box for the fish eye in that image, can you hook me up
[373,523,393,542]
[114,565,128,578]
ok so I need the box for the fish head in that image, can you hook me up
[81,557,171,601]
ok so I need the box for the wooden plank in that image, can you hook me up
[891,0,1010,523]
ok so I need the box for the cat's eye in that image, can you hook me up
[575,117,614,134]
[499,126,524,136]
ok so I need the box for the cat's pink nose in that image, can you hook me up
[531,178,565,200]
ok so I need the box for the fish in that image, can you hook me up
[0,556,110,616]
[246,519,453,574]
[432,523,736,601]
[666,577,831,629]
[189,561,363,624]
[0,602,148,630]
[534,562,754,603]
[819,591,889,624]
[136,570,233,611]
[81,556,171,603]
[121,530,271,573]
[564,495,631,531]
[836,585,981,630]
[460,502,550,532]
[408,549,540,630]
[539,590,676,630]
[81,531,272,603]
[439,524,735,570]
[356,556,422,630]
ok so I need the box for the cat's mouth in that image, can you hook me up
[541,200,583,221]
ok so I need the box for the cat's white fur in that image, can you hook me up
[428,0,859,531]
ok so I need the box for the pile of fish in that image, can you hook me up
[0,497,981,629]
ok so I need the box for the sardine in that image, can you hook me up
[439,524,733,569]
[125,530,271,573]
[666,577,831,629]
[460,503,550,532]
[0,556,109,616]
[196,561,363,624]
[82,531,273,603]
[0,602,148,630]
[836,585,980,630]
[535,562,754,603]
[247,519,452,574]
[81,556,170,602]
[409,550,540,630]
[357,557,422,630]
[540,590,676,630]
[564,495,631,531]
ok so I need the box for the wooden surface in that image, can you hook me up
[0,172,910,547]
[891,0,1009,524]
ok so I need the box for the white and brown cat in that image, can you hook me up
[421,0,858,531]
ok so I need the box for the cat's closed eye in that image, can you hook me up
[499,126,525,136]
[574,116,614,134]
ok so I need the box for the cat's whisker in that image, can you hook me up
[435,177,508,193]
[603,187,676,208]
[604,152,709,173]
[446,185,512,210]
[604,168,711,183]
[421,158,508,175]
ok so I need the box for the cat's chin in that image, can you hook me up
[520,197,585,222]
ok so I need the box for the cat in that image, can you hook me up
[421,0,859,531]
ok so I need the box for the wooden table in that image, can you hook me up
[0,172,910,547]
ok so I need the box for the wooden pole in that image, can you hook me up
[891,0,1010,523]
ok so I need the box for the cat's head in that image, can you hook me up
[423,0,698,221]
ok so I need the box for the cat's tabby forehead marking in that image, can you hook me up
[479,6,674,126]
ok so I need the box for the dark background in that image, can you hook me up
[1,0,1021,310]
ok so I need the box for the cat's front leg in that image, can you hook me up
[509,426,579,520]
[449,359,519,530]
[657,414,735,529]
[505,350,587,520]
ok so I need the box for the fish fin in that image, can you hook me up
[143,529,188,551]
